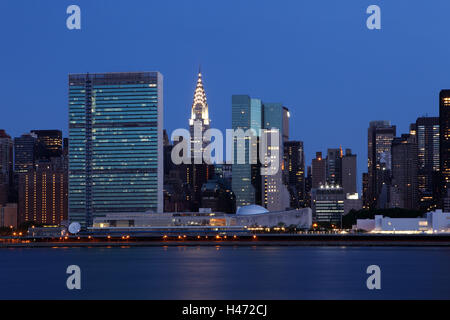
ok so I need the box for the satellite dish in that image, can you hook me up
[68,222,81,234]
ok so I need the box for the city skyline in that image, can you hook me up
[1,74,446,196]
[2,1,450,193]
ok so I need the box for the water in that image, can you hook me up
[0,246,449,299]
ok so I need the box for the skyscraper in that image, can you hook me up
[68,72,163,227]
[342,148,357,195]
[14,133,38,174]
[413,117,440,210]
[439,90,450,198]
[284,140,305,208]
[326,148,342,186]
[187,70,213,210]
[367,121,396,209]
[231,95,262,208]
[390,134,418,210]
[261,103,289,211]
[311,152,326,189]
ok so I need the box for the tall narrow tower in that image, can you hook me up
[187,69,213,210]
[189,70,210,132]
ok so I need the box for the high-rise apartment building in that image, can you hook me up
[68,72,163,227]
[439,90,450,198]
[367,120,396,209]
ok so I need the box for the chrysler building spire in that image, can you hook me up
[189,69,210,127]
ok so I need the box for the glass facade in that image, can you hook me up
[69,72,163,227]
[231,95,262,207]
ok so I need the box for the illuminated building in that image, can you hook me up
[311,184,345,226]
[356,210,450,234]
[187,70,214,210]
[18,160,67,225]
[367,120,396,209]
[390,134,418,210]
[231,96,289,210]
[68,72,163,227]
[261,103,290,211]
[231,95,262,207]
[92,206,312,230]
[440,90,450,198]
[412,117,440,210]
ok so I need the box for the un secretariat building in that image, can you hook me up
[68,72,163,227]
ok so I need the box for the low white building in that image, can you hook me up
[355,210,450,233]
[92,206,312,230]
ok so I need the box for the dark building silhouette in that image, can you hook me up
[390,134,418,210]
[311,152,326,189]
[362,172,369,209]
[0,130,13,205]
[30,130,63,160]
[14,133,38,174]
[201,178,236,213]
[305,165,312,208]
[342,148,357,195]
[163,131,190,212]
[326,148,342,186]
[284,141,306,208]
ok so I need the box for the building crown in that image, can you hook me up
[189,70,210,126]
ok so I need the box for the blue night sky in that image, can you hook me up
[1,0,450,192]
